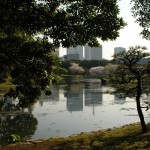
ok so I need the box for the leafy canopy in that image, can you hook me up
[0,0,125,107]
[109,46,150,95]
[108,46,150,132]
[0,0,126,47]
[131,0,150,40]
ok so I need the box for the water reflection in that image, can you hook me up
[0,96,18,112]
[0,114,38,145]
[63,82,105,112]
[37,82,127,113]
[0,95,38,145]
[65,83,84,112]
[0,81,149,145]
[114,94,126,104]
[39,88,59,107]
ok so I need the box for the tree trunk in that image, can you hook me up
[136,78,147,133]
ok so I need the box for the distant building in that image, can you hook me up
[114,47,126,55]
[84,44,102,60]
[64,54,79,61]
[67,46,84,60]
[64,44,103,61]
[138,57,149,64]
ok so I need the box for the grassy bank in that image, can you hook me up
[1,122,150,150]
[0,77,15,94]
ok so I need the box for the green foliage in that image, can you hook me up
[104,63,118,74]
[108,46,150,132]
[91,140,104,150]
[79,59,110,69]
[0,0,125,46]
[131,0,150,40]
[0,114,38,145]
[0,0,125,106]
[108,46,150,95]
[8,134,21,144]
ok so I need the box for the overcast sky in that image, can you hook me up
[101,0,150,59]
[59,0,150,60]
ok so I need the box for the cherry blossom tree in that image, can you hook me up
[89,66,105,76]
[70,63,84,75]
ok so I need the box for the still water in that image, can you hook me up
[0,81,150,145]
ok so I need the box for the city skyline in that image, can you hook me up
[64,45,102,61]
[59,0,150,60]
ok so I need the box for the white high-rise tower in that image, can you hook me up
[67,46,84,60]
[84,44,102,60]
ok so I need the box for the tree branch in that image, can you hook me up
[24,0,53,19]
[141,106,149,111]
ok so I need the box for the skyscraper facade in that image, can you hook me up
[67,46,84,60]
[84,44,102,60]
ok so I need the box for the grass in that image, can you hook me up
[0,83,15,89]
[0,77,15,94]
[1,122,150,150]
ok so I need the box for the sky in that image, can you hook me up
[59,0,150,60]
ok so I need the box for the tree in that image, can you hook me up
[0,114,38,145]
[0,0,125,106]
[131,0,150,40]
[108,46,150,132]
[70,63,84,74]
[61,61,72,74]
[104,63,118,74]
[89,66,105,76]
[79,59,110,69]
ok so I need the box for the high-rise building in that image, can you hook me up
[64,54,79,61]
[114,47,126,55]
[67,46,84,60]
[84,44,102,60]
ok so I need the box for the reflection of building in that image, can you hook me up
[4,96,15,106]
[85,81,101,89]
[84,44,102,60]
[65,83,84,112]
[39,88,59,106]
[84,90,102,106]
[84,83,103,115]
[2,96,34,113]
[66,93,83,111]
[2,96,19,111]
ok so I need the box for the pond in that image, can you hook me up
[0,80,150,145]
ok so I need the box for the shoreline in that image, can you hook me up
[1,122,150,150]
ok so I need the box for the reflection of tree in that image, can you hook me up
[0,114,38,145]
[64,82,84,96]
